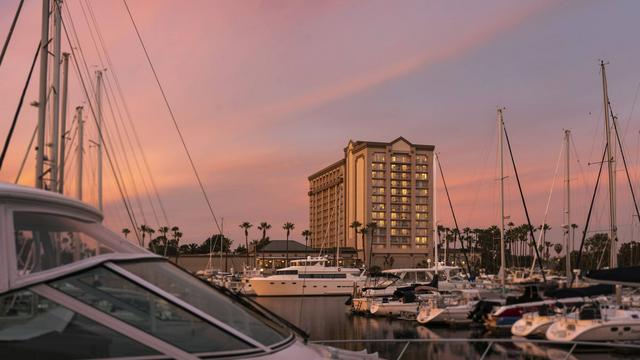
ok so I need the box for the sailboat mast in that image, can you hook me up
[35,0,50,189]
[498,108,506,289]
[433,150,439,269]
[96,70,104,211]
[564,129,572,279]
[601,61,617,268]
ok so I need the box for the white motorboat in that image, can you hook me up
[0,183,377,359]
[416,289,487,325]
[511,306,569,338]
[368,286,440,317]
[249,256,365,296]
[546,301,640,342]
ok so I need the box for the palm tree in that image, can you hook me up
[172,226,183,263]
[239,222,253,267]
[301,229,311,248]
[283,222,295,266]
[365,222,377,269]
[138,224,149,248]
[257,222,271,267]
[146,227,156,253]
[122,228,130,239]
[158,226,170,256]
[350,221,362,264]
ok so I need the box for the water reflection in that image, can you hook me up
[254,296,640,360]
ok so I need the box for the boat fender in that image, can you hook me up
[338,267,341,272]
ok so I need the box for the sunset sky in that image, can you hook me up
[2,0,640,249]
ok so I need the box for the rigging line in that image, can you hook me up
[435,152,472,276]
[63,3,146,228]
[570,134,589,215]
[610,104,640,225]
[101,77,158,227]
[61,4,144,230]
[66,51,139,226]
[529,137,564,273]
[96,89,150,228]
[0,41,40,171]
[14,125,37,184]
[84,0,169,226]
[501,119,546,282]
[622,81,640,143]
[122,0,221,234]
[59,10,141,246]
[75,0,153,227]
[0,0,24,68]
[574,144,607,278]
[73,0,152,226]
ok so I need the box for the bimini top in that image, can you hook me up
[0,182,155,294]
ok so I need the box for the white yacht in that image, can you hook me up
[546,301,640,342]
[0,183,376,359]
[249,256,365,296]
[416,289,488,325]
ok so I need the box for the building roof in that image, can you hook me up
[346,136,435,153]
[307,158,345,180]
[259,240,314,252]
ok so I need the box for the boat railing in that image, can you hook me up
[311,337,640,360]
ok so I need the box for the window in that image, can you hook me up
[372,179,385,187]
[372,171,385,179]
[51,267,252,353]
[416,155,428,164]
[14,212,116,276]
[416,213,428,220]
[371,195,385,203]
[372,163,385,171]
[372,203,385,211]
[373,236,386,244]
[415,236,428,245]
[372,187,385,195]
[371,211,385,219]
[372,153,386,162]
[298,274,347,279]
[416,221,428,228]
[0,290,158,359]
[276,270,299,275]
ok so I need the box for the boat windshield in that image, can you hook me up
[0,289,160,359]
[117,260,291,346]
[13,211,140,276]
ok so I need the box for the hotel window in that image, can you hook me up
[416,197,427,204]
[416,155,428,164]
[416,221,428,228]
[373,187,385,195]
[416,228,429,236]
[390,236,410,244]
[376,220,386,227]
[373,236,386,244]
[373,203,385,211]
[416,165,428,172]
[372,171,385,178]
[391,154,410,163]
[416,180,427,188]
[374,228,387,236]
[372,195,385,203]
[372,211,385,219]
[415,204,428,212]
[416,189,428,196]
[373,179,385,186]
[415,173,427,180]
[373,153,386,162]
[416,213,428,220]
[372,163,385,171]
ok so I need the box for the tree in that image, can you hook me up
[365,222,377,269]
[350,221,362,264]
[235,245,247,254]
[122,228,130,239]
[138,224,148,248]
[554,243,563,256]
[158,226,170,257]
[257,222,272,265]
[239,222,253,267]
[171,226,182,262]
[199,235,232,253]
[301,229,311,248]
[283,222,295,266]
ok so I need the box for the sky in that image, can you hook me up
[2,0,640,251]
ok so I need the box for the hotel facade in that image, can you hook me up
[308,137,435,268]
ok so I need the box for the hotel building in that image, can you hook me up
[308,137,435,268]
